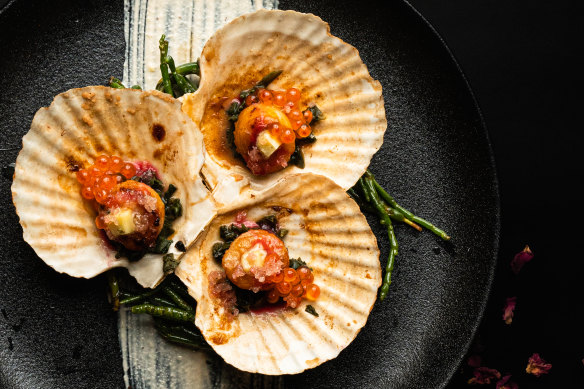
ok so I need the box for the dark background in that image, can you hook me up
[1,0,582,387]
[404,1,584,387]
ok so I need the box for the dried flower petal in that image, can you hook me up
[468,366,501,385]
[496,375,518,389]
[503,297,517,325]
[526,353,552,377]
[511,245,534,274]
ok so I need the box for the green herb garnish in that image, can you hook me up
[289,257,308,270]
[305,305,319,317]
[162,253,180,274]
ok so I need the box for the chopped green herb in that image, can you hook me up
[305,304,319,317]
[289,257,308,270]
[226,70,283,123]
[163,253,180,274]
[276,229,289,239]
[164,184,177,201]
[306,105,325,122]
[220,224,249,242]
[288,146,305,168]
[231,283,265,313]
[212,242,231,263]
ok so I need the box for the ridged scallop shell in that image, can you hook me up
[11,86,216,288]
[181,9,387,206]
[176,173,381,374]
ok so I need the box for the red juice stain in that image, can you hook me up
[250,301,286,315]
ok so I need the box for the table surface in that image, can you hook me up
[1,0,582,387]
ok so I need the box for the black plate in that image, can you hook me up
[0,0,499,388]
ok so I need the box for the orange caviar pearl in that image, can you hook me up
[288,109,303,122]
[89,166,102,177]
[245,94,258,106]
[297,124,312,138]
[81,186,94,200]
[76,169,91,185]
[305,284,320,300]
[291,119,303,131]
[269,123,282,136]
[300,271,314,285]
[109,155,124,172]
[95,155,110,170]
[290,283,304,297]
[286,88,301,103]
[98,175,116,192]
[273,91,286,107]
[285,295,302,308]
[113,174,124,184]
[95,215,107,229]
[120,163,136,179]
[92,174,103,188]
[269,271,284,284]
[297,266,311,280]
[303,109,313,123]
[267,288,280,304]
[258,89,273,104]
[276,281,292,296]
[281,129,295,144]
[283,268,299,285]
[94,188,109,204]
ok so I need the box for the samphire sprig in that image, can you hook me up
[108,270,209,351]
[348,170,450,300]
[108,35,200,97]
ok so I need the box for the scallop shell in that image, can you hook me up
[176,173,381,374]
[11,86,216,288]
[181,9,387,206]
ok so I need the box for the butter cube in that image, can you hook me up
[256,130,282,158]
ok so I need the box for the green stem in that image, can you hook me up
[149,295,177,307]
[163,286,194,312]
[363,177,398,301]
[159,35,173,95]
[119,282,165,305]
[107,271,120,311]
[131,304,195,322]
[165,55,196,95]
[358,177,371,203]
[155,61,200,91]
[367,170,450,241]
[109,77,126,89]
[347,188,374,212]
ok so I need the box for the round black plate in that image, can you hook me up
[0,0,499,388]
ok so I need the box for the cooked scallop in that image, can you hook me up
[176,173,381,374]
[11,86,216,288]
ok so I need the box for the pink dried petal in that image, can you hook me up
[526,353,552,377]
[242,220,259,228]
[235,210,247,224]
[503,297,517,325]
[468,366,501,385]
[496,375,518,389]
[511,245,534,274]
[467,354,482,368]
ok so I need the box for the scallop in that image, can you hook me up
[181,9,387,206]
[11,86,216,288]
[175,173,381,374]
